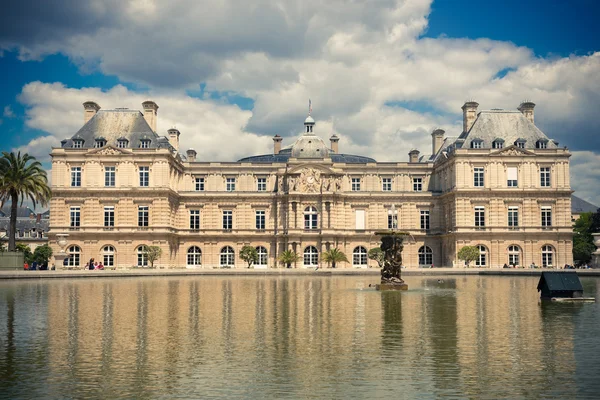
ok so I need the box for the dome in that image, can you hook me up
[304,115,315,124]
[291,133,330,158]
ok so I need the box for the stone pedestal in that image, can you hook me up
[54,233,69,270]
[376,283,408,291]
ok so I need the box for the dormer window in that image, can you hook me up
[492,139,504,149]
[94,138,107,148]
[514,138,526,149]
[72,139,84,149]
[536,139,548,149]
[139,139,151,149]
[117,139,129,149]
[471,139,483,149]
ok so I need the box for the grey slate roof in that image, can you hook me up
[0,219,49,234]
[0,205,36,218]
[571,195,599,214]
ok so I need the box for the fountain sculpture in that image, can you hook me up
[375,231,408,291]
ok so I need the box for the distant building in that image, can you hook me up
[0,206,49,250]
[571,195,598,222]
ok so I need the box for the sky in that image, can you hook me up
[0,0,599,204]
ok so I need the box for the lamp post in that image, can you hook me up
[54,234,69,270]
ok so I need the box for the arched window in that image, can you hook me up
[353,246,368,266]
[304,246,318,266]
[187,246,202,266]
[542,245,554,267]
[67,245,81,267]
[220,246,235,267]
[304,206,318,230]
[418,246,433,266]
[137,245,148,267]
[256,246,268,266]
[508,245,521,266]
[102,245,115,267]
[476,245,487,267]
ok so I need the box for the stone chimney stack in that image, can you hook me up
[409,149,420,163]
[83,101,100,124]
[168,128,180,151]
[142,101,159,132]
[431,129,445,155]
[186,148,197,162]
[330,134,339,153]
[273,135,283,155]
[517,101,535,124]
[461,101,479,133]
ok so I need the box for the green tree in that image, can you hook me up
[368,248,384,268]
[573,211,598,264]
[278,250,300,268]
[33,244,53,266]
[144,245,162,268]
[322,248,348,269]
[458,246,479,267]
[0,152,51,251]
[240,245,259,268]
[15,243,33,264]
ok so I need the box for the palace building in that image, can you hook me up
[49,100,573,269]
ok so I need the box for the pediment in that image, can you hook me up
[490,145,535,157]
[85,145,132,156]
[287,163,338,175]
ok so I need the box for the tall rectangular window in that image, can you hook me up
[223,210,233,230]
[105,166,115,187]
[507,166,518,187]
[541,206,552,227]
[413,177,422,192]
[257,177,267,192]
[226,177,236,192]
[255,210,265,230]
[420,210,430,230]
[195,177,205,191]
[355,209,365,230]
[189,209,200,230]
[104,206,114,228]
[474,167,484,187]
[351,178,361,191]
[508,207,519,228]
[70,207,80,229]
[475,206,485,228]
[387,210,398,230]
[71,167,81,187]
[139,166,149,187]
[382,178,392,192]
[540,167,551,187]
[138,206,149,227]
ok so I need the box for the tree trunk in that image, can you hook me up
[8,193,17,251]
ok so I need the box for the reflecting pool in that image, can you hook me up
[1,276,600,399]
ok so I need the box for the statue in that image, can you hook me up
[375,232,408,290]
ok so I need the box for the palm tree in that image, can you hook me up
[0,152,51,251]
[278,249,301,269]
[322,248,348,269]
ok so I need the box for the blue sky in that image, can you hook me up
[0,0,599,203]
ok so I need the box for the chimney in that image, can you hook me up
[83,101,100,124]
[186,148,197,162]
[168,128,180,151]
[142,100,159,132]
[330,134,339,153]
[273,135,283,154]
[431,129,445,155]
[408,149,420,163]
[518,101,535,124]
[461,101,479,133]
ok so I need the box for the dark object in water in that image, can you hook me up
[537,272,583,299]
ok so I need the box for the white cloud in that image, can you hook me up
[3,105,15,118]
[13,135,60,163]
[571,151,600,206]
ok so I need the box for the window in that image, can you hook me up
[382,178,392,191]
[303,246,318,266]
[492,140,504,149]
[67,245,81,267]
[475,245,487,267]
[187,246,202,266]
[255,210,265,230]
[418,246,433,266]
[71,167,81,187]
[70,207,80,229]
[541,206,552,228]
[540,167,551,187]
[72,139,84,149]
[304,206,318,230]
[507,166,518,187]
[351,178,361,191]
[138,206,149,227]
[139,139,151,149]
[471,140,483,149]
[104,206,114,228]
[257,177,267,191]
[355,209,365,230]
[508,207,519,228]
[515,139,526,149]
[94,139,106,148]
[226,177,236,192]
[222,210,233,230]
[536,140,548,149]
[117,139,128,149]
[420,210,430,230]
[139,166,149,187]
[105,166,115,187]
[256,246,268,266]
[190,210,200,230]
[413,177,422,192]
[195,177,205,191]
[475,206,485,228]
[508,245,520,266]
[220,246,235,267]
[353,246,368,266]
[388,208,398,230]
[541,245,554,267]
[137,245,148,267]
[474,167,484,187]
[103,245,115,267]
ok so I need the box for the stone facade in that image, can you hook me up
[49,101,573,269]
